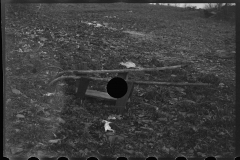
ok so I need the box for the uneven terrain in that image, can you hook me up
[5,3,235,158]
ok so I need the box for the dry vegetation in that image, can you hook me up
[5,3,235,158]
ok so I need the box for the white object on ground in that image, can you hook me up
[108,115,116,120]
[120,61,136,68]
[44,92,55,96]
[102,120,115,133]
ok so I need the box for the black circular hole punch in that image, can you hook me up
[107,77,128,99]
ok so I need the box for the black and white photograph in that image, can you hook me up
[4,2,236,158]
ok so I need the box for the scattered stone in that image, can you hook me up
[16,114,25,118]
[215,50,235,59]
[10,147,23,155]
[219,83,225,88]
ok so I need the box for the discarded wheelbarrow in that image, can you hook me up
[49,62,210,113]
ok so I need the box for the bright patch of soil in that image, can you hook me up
[123,30,156,41]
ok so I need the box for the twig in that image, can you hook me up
[32,66,63,80]
[37,4,42,12]
[141,102,159,110]
[40,66,64,72]
[56,65,187,77]
[49,75,211,86]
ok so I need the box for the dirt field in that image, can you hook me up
[5,3,235,158]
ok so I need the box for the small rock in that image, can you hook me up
[10,147,23,155]
[40,117,51,122]
[6,99,11,104]
[12,88,21,95]
[219,83,225,88]
[103,22,108,26]
[231,51,236,54]
[215,50,234,58]
[56,117,65,124]
[16,114,25,118]
[48,139,61,144]
[181,99,196,104]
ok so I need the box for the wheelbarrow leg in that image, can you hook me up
[115,82,134,114]
[76,77,90,99]
[75,62,90,103]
